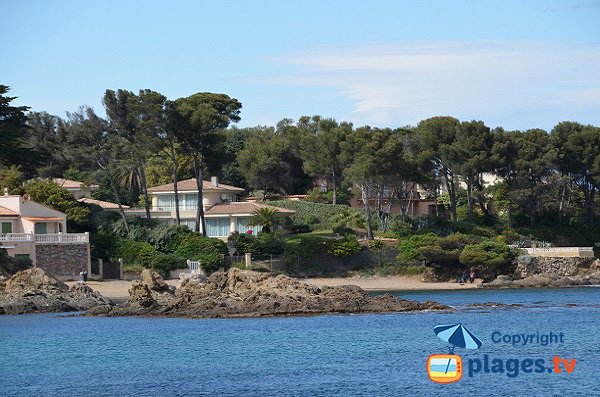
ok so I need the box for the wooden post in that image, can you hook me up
[119,258,123,280]
[98,258,103,280]
[244,253,252,268]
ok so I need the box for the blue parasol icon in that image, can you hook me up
[434,323,482,353]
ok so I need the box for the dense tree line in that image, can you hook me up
[1,85,600,241]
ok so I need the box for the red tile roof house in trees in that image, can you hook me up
[125,177,294,239]
[0,193,91,279]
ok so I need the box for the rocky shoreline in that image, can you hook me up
[88,268,449,318]
[1,268,449,317]
[481,272,600,289]
[0,268,113,314]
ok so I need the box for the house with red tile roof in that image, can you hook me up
[125,176,294,238]
[0,194,90,277]
[50,178,98,199]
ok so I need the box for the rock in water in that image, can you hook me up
[89,268,448,318]
[0,268,113,314]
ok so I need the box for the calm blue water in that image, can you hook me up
[1,288,599,396]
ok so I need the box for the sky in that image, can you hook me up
[2,0,600,131]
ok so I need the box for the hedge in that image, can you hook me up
[172,234,227,274]
[267,200,360,230]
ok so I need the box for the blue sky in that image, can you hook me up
[2,0,600,130]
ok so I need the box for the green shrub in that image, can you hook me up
[268,200,359,230]
[90,233,120,261]
[228,232,284,258]
[417,233,479,268]
[115,239,184,275]
[284,235,329,257]
[389,216,413,236]
[327,235,362,257]
[173,234,227,274]
[459,240,515,271]
[396,233,437,266]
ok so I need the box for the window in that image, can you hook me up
[205,218,230,237]
[157,195,176,211]
[183,194,198,210]
[1,222,12,234]
[180,219,197,231]
[34,223,47,234]
[15,254,30,261]
[235,217,261,235]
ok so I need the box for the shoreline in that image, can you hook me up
[67,275,481,300]
[299,275,482,292]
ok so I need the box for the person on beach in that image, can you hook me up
[459,271,468,284]
[469,270,476,284]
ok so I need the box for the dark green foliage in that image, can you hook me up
[0,165,25,196]
[0,86,31,170]
[459,240,515,271]
[90,233,120,261]
[418,233,478,268]
[396,233,437,266]
[115,239,184,275]
[268,200,358,230]
[24,179,92,229]
[389,216,413,237]
[0,248,32,276]
[283,235,329,258]
[172,234,227,274]
[228,232,284,258]
[327,235,362,257]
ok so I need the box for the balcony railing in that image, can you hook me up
[0,233,89,244]
[0,233,33,242]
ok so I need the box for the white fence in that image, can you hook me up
[522,247,595,258]
[187,260,202,273]
[0,233,33,242]
[0,233,89,244]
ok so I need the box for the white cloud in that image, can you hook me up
[260,41,600,129]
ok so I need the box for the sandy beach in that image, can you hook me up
[299,275,482,291]
[68,276,480,300]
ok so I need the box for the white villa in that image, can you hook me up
[125,177,294,238]
[51,178,98,199]
[0,194,90,276]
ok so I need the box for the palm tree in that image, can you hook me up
[249,207,279,234]
[331,208,365,230]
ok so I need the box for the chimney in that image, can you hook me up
[211,176,219,187]
[3,187,8,196]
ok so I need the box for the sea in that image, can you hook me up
[1,287,599,397]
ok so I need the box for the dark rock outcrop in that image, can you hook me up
[88,268,449,318]
[482,271,600,288]
[0,268,113,314]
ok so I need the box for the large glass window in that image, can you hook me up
[235,217,261,235]
[157,195,176,211]
[34,223,47,234]
[183,194,198,210]
[1,222,12,233]
[180,219,197,231]
[205,218,230,237]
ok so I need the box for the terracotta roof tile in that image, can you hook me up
[23,217,64,221]
[148,178,245,193]
[205,202,295,216]
[0,206,18,216]
[51,178,99,189]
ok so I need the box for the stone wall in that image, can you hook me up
[35,244,90,278]
[515,255,594,278]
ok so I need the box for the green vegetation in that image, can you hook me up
[2,84,600,279]
[268,200,362,231]
[228,232,284,258]
[249,207,280,234]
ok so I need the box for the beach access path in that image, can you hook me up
[67,276,481,300]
